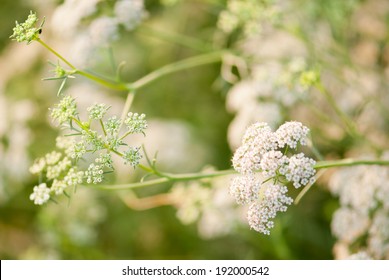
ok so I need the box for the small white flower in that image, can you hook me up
[275,121,309,149]
[242,122,278,152]
[50,95,78,125]
[29,157,46,174]
[68,141,87,160]
[284,153,316,188]
[87,103,109,120]
[260,150,288,177]
[104,116,121,136]
[123,146,142,167]
[124,112,148,134]
[46,157,72,180]
[229,174,261,205]
[232,144,261,174]
[51,179,68,195]
[64,167,84,187]
[95,153,113,168]
[30,183,50,205]
[45,151,62,165]
[85,163,104,184]
[247,184,293,235]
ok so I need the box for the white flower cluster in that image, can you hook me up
[87,103,110,120]
[29,96,148,205]
[50,95,78,125]
[230,121,316,234]
[125,112,148,134]
[330,156,389,259]
[29,145,83,205]
[247,184,293,235]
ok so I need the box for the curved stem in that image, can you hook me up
[37,38,127,91]
[129,51,224,90]
[38,38,224,93]
[119,91,135,131]
[314,158,389,169]
[93,158,389,190]
[37,38,76,69]
[74,69,128,91]
[315,82,359,138]
[94,169,236,190]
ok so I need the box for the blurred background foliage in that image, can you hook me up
[1,0,388,259]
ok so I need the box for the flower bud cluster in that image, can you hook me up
[125,112,148,134]
[50,95,78,125]
[29,96,148,205]
[29,147,83,205]
[230,121,316,234]
[10,11,42,44]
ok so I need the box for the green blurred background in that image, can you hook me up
[0,0,361,259]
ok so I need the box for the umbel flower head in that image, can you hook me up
[230,121,316,234]
[10,11,44,44]
[29,95,148,206]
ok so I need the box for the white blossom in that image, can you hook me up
[87,103,110,120]
[45,151,62,165]
[46,157,71,180]
[247,184,293,235]
[123,146,142,167]
[50,95,78,125]
[85,163,104,184]
[231,143,260,174]
[229,174,261,205]
[284,153,316,188]
[51,179,68,195]
[64,168,84,187]
[30,183,50,205]
[260,150,288,177]
[125,112,148,134]
[275,121,310,149]
[29,157,46,174]
[242,122,278,152]
[230,121,316,234]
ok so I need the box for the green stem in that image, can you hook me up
[94,169,236,190]
[315,82,359,138]
[99,119,107,137]
[37,38,127,91]
[38,38,223,93]
[119,91,135,131]
[129,51,224,90]
[94,158,389,190]
[71,117,124,158]
[74,69,128,91]
[314,158,389,169]
[37,38,76,69]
